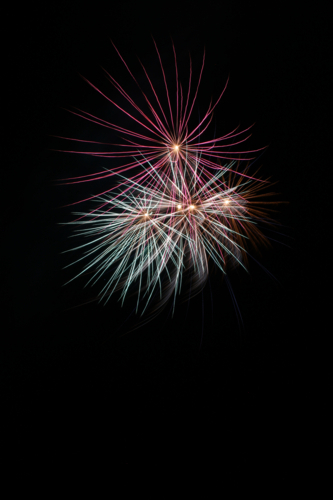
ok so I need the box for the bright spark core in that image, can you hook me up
[177,204,182,209]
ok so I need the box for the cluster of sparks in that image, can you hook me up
[59,41,275,316]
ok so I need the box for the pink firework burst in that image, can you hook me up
[55,40,265,201]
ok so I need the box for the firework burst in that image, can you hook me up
[59,40,277,318]
[56,40,265,200]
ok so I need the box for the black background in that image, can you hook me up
[3,2,330,463]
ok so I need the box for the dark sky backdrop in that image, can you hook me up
[3,2,330,463]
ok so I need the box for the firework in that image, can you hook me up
[59,41,276,317]
[56,40,265,202]
[64,157,273,316]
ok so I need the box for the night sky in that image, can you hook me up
[3,3,330,463]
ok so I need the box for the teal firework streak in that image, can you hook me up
[63,157,272,315]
